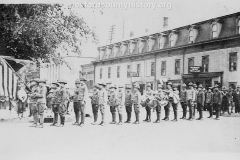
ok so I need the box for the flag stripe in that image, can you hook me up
[8,68,13,98]
[0,65,4,96]
[3,60,9,97]
[13,74,18,100]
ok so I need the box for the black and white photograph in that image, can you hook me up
[0,0,240,160]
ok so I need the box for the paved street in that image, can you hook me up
[0,107,240,160]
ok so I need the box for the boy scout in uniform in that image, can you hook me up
[108,85,117,124]
[212,84,222,120]
[132,83,141,124]
[196,84,205,120]
[205,87,213,118]
[91,84,100,125]
[56,80,67,127]
[233,86,240,114]
[154,84,167,123]
[162,82,173,121]
[31,79,47,128]
[221,86,230,115]
[124,86,133,123]
[98,82,108,126]
[49,82,60,126]
[171,84,179,122]
[193,84,198,119]
[28,79,38,118]
[143,83,153,122]
[186,82,196,121]
[180,83,187,120]
[116,85,125,125]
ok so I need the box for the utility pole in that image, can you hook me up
[108,25,116,44]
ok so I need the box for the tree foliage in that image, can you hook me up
[0,4,97,65]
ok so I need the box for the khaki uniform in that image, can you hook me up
[186,89,196,120]
[91,89,99,122]
[125,91,133,122]
[133,91,141,122]
[144,89,153,121]
[99,89,108,123]
[28,85,38,116]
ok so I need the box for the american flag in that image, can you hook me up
[0,57,19,101]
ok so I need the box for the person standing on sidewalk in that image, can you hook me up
[212,84,222,120]
[49,82,60,126]
[17,84,27,118]
[221,86,230,115]
[205,87,213,118]
[124,86,133,123]
[116,85,125,125]
[28,79,38,118]
[108,85,117,124]
[162,82,173,121]
[98,82,108,126]
[186,82,196,121]
[56,80,67,127]
[154,84,167,123]
[31,79,47,128]
[196,84,205,120]
[193,84,198,119]
[132,83,141,124]
[143,83,153,122]
[233,86,240,114]
[180,83,187,120]
[91,84,100,125]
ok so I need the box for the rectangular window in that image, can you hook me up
[108,67,111,78]
[100,68,103,79]
[117,66,120,78]
[229,53,237,71]
[189,30,194,43]
[127,65,131,78]
[212,24,217,39]
[161,61,166,76]
[175,59,180,75]
[188,58,194,73]
[151,62,155,76]
[137,64,141,76]
[202,56,209,72]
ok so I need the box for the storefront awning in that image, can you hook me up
[182,72,223,82]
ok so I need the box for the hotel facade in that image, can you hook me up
[92,12,240,93]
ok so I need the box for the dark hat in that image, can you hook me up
[222,86,227,90]
[110,85,117,89]
[52,82,59,86]
[37,79,46,83]
[58,79,67,84]
[188,82,193,86]
[79,77,87,81]
[118,85,124,88]
[75,79,80,84]
[98,82,106,86]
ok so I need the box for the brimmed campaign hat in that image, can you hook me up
[157,84,163,89]
[182,83,187,87]
[52,82,60,86]
[188,82,193,86]
[198,84,203,88]
[118,85,124,88]
[147,83,151,87]
[79,77,87,81]
[125,86,131,89]
[58,79,67,84]
[75,79,80,84]
[98,82,106,86]
[134,83,140,89]
[37,79,46,83]
[109,85,117,89]
[93,84,101,89]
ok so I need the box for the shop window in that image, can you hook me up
[229,52,237,71]
[117,66,120,78]
[161,61,166,76]
[100,68,103,79]
[202,56,209,72]
[188,58,194,73]
[127,65,131,78]
[175,60,180,75]
[108,67,111,79]
[151,62,155,76]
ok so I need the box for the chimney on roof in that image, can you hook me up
[163,17,168,28]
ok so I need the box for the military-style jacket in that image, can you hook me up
[180,89,187,102]
[73,85,87,102]
[55,87,67,104]
[197,90,205,105]
[91,89,99,105]
[132,91,141,105]
[28,85,38,103]
[125,92,133,106]
[187,89,196,101]
[233,90,240,102]
[212,90,222,104]
[116,90,125,106]
[99,89,108,105]
[205,92,213,104]
[108,90,116,106]
[227,91,233,102]
[35,86,47,104]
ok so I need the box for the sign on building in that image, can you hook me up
[130,72,139,77]
[189,66,202,73]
